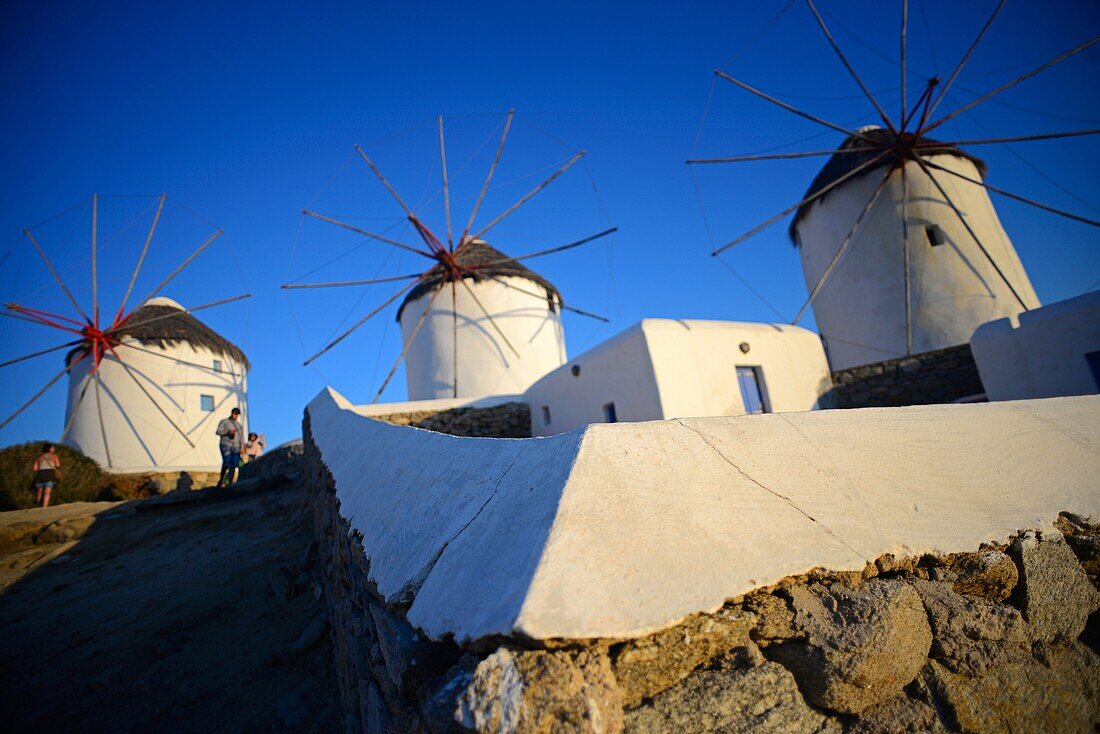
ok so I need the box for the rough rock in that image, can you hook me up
[421,655,479,734]
[848,694,948,734]
[455,647,622,734]
[744,593,800,645]
[369,601,460,693]
[946,550,1017,601]
[911,579,1031,677]
[768,579,932,714]
[611,607,756,707]
[1009,530,1099,641]
[1055,512,1100,583]
[922,643,1100,734]
[623,659,837,734]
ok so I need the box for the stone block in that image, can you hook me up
[769,580,931,714]
[1009,530,1099,642]
[623,659,837,734]
[946,550,1017,601]
[369,602,459,693]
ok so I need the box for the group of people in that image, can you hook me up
[215,407,264,488]
[29,407,266,506]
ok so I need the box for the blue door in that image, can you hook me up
[737,366,770,414]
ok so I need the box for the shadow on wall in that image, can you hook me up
[822,344,985,409]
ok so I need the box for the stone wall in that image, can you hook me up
[826,344,985,408]
[370,402,531,438]
[307,417,1100,733]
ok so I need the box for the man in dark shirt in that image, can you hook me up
[215,407,244,488]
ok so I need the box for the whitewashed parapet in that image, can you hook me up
[306,387,1100,645]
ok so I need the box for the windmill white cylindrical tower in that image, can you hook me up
[64,297,249,472]
[792,126,1040,370]
[398,239,567,400]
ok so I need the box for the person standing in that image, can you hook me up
[215,407,244,488]
[32,443,61,508]
[244,432,265,464]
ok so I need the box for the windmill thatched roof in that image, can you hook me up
[396,239,562,321]
[789,127,987,245]
[67,301,249,369]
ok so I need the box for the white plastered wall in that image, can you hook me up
[400,275,566,401]
[524,319,832,436]
[795,153,1040,371]
[65,337,247,473]
[971,291,1100,402]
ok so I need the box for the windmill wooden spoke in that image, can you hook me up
[910,155,1031,310]
[0,354,86,430]
[457,276,520,358]
[793,169,893,325]
[919,158,1100,228]
[900,0,908,124]
[805,0,896,133]
[138,228,224,306]
[7,304,88,330]
[484,275,610,322]
[0,339,83,369]
[4,305,86,337]
[91,193,99,323]
[901,164,912,355]
[923,36,1099,136]
[22,228,92,324]
[116,193,166,323]
[925,129,1100,147]
[470,151,586,242]
[115,341,244,376]
[112,293,252,333]
[439,116,454,249]
[902,77,939,132]
[92,370,113,467]
[355,144,417,219]
[714,70,879,145]
[302,209,434,259]
[108,348,196,448]
[925,0,1006,122]
[303,278,424,366]
[370,283,447,403]
[463,109,515,243]
[0,310,52,328]
[688,148,881,164]
[713,149,893,255]
[281,272,424,290]
[468,228,619,268]
[913,77,941,134]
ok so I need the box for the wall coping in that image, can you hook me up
[307,387,1099,645]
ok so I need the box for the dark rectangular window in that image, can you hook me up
[602,402,617,423]
[1085,351,1100,391]
[541,405,552,425]
[925,224,946,247]
[200,394,215,412]
[736,366,771,414]
[212,359,222,373]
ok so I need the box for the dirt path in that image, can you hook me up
[0,478,340,733]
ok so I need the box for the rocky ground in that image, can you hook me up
[0,466,340,733]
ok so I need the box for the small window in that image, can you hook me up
[212,359,222,373]
[541,405,552,425]
[602,402,617,423]
[1085,351,1100,390]
[200,395,215,412]
[925,224,946,247]
[736,366,771,415]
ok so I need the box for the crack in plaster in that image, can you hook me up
[396,443,533,605]
[675,418,870,563]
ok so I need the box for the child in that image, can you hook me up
[244,432,265,463]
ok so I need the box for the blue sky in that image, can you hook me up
[1,0,1097,449]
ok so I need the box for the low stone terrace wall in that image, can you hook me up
[305,388,1099,733]
[370,402,531,438]
[827,344,985,408]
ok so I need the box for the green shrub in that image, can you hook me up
[0,442,117,510]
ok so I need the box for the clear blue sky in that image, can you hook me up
[1,0,1097,449]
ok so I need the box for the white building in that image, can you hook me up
[792,126,1040,371]
[524,319,832,437]
[64,297,248,472]
[970,290,1100,402]
[398,239,567,400]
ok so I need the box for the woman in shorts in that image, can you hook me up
[33,443,61,508]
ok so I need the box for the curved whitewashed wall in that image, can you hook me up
[795,153,1040,371]
[400,275,566,400]
[971,291,1100,402]
[524,319,832,437]
[65,337,247,473]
